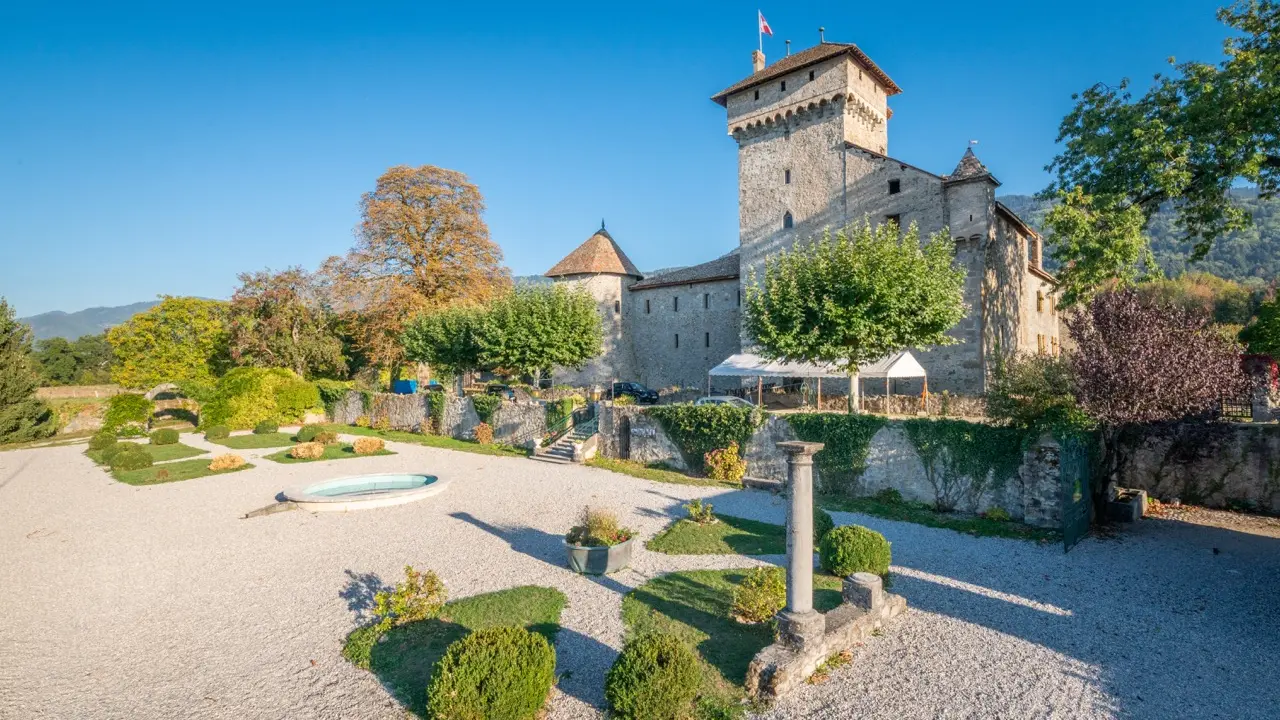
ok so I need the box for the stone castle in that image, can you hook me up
[547,40,1060,394]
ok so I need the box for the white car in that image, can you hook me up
[695,395,755,408]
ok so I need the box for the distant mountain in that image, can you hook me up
[999,190,1280,283]
[19,301,158,341]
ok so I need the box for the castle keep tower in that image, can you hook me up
[545,224,643,387]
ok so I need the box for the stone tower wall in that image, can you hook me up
[550,272,634,388]
[627,279,742,389]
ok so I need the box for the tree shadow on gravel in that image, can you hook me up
[340,570,387,618]
[550,626,619,708]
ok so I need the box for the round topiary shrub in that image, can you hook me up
[150,428,179,445]
[819,525,891,578]
[88,432,118,452]
[253,420,279,435]
[424,626,556,720]
[731,567,785,624]
[605,633,701,720]
[110,447,153,471]
[352,437,385,455]
[203,425,230,441]
[814,508,835,545]
[295,424,322,443]
[290,442,325,460]
[313,430,339,445]
[100,442,128,465]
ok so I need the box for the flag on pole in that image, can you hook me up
[758,11,773,37]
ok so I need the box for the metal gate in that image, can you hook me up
[1059,435,1092,552]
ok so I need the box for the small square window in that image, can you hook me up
[780,80,786,91]
[888,179,901,195]
[808,70,815,81]
[705,332,711,348]
[784,169,791,184]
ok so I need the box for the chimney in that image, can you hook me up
[752,49,766,73]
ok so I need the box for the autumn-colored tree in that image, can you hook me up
[1044,1,1280,300]
[107,297,230,389]
[227,267,347,379]
[323,165,511,369]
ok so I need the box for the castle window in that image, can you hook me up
[783,212,793,229]
[1037,334,1046,355]
[885,214,901,228]
[785,169,791,184]
[1030,236,1043,268]
[674,334,680,349]
[780,80,786,91]
[703,292,709,309]
[1051,337,1059,356]
[1036,291,1044,313]
[737,290,741,306]
[809,70,815,81]
[888,179,901,195]
[673,296,679,312]
[614,300,620,314]
[645,298,651,314]
[705,332,711,348]
[754,89,759,100]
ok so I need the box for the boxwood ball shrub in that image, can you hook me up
[605,633,701,720]
[814,508,835,544]
[424,626,556,720]
[731,567,786,624]
[313,430,339,445]
[150,428,179,446]
[253,419,279,435]
[295,424,322,443]
[203,425,230,441]
[88,431,118,452]
[819,525,891,578]
[109,447,153,471]
[100,443,128,465]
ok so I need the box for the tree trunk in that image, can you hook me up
[847,370,860,414]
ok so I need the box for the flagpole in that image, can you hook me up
[758,11,762,52]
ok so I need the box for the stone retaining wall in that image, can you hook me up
[491,402,546,448]
[330,391,545,447]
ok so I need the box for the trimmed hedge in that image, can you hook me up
[424,626,556,720]
[199,367,320,430]
[647,403,761,473]
[150,428,179,445]
[253,419,279,435]
[786,413,887,495]
[819,525,891,578]
[103,394,154,433]
[605,633,702,720]
[203,425,230,441]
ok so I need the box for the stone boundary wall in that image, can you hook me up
[37,385,124,400]
[490,402,546,448]
[330,391,544,446]
[596,403,1062,528]
[1116,421,1280,514]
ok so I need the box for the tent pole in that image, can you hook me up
[757,377,763,407]
[817,377,822,411]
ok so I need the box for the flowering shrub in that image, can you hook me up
[354,415,371,428]
[731,566,786,624]
[473,422,494,445]
[372,565,446,631]
[704,442,747,483]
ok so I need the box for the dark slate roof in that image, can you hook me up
[546,227,643,278]
[711,42,902,106]
[944,147,999,185]
[629,251,740,290]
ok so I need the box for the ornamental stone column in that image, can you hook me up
[775,440,826,650]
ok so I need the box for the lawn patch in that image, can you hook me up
[621,569,843,714]
[343,585,566,718]
[209,432,297,449]
[818,493,1061,542]
[263,443,395,464]
[647,515,786,555]
[112,457,254,486]
[320,424,528,459]
[586,456,736,488]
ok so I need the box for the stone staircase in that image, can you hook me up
[535,419,597,464]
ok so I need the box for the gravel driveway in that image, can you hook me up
[1,436,1277,719]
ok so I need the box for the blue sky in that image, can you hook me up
[0,0,1230,317]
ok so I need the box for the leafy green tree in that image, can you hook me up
[1240,296,1280,357]
[986,352,1091,437]
[0,299,55,444]
[476,285,603,387]
[69,333,114,384]
[33,333,114,385]
[107,297,230,389]
[744,221,966,412]
[401,304,486,393]
[227,268,347,379]
[1045,1,1280,297]
[1041,188,1151,306]
[34,337,77,385]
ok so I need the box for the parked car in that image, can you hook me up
[695,395,754,409]
[486,383,515,400]
[609,381,659,404]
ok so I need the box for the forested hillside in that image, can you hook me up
[999,190,1280,283]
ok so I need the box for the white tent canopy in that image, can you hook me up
[707,351,926,380]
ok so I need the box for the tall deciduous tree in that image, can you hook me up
[401,304,486,394]
[1239,296,1280,357]
[744,221,966,412]
[107,297,230,389]
[0,299,55,444]
[1045,1,1280,298]
[323,165,511,369]
[227,267,347,378]
[34,333,115,386]
[34,337,77,385]
[476,285,603,387]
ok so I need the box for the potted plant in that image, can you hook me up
[564,506,635,575]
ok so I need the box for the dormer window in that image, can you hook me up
[783,211,793,229]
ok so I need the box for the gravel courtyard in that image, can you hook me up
[2,435,1278,719]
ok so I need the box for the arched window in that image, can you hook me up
[783,211,793,229]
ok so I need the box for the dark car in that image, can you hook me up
[610,381,659,404]
[486,383,515,400]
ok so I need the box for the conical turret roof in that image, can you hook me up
[545,225,643,278]
[946,147,998,184]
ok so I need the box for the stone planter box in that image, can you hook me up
[564,536,634,575]
[1107,488,1148,523]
